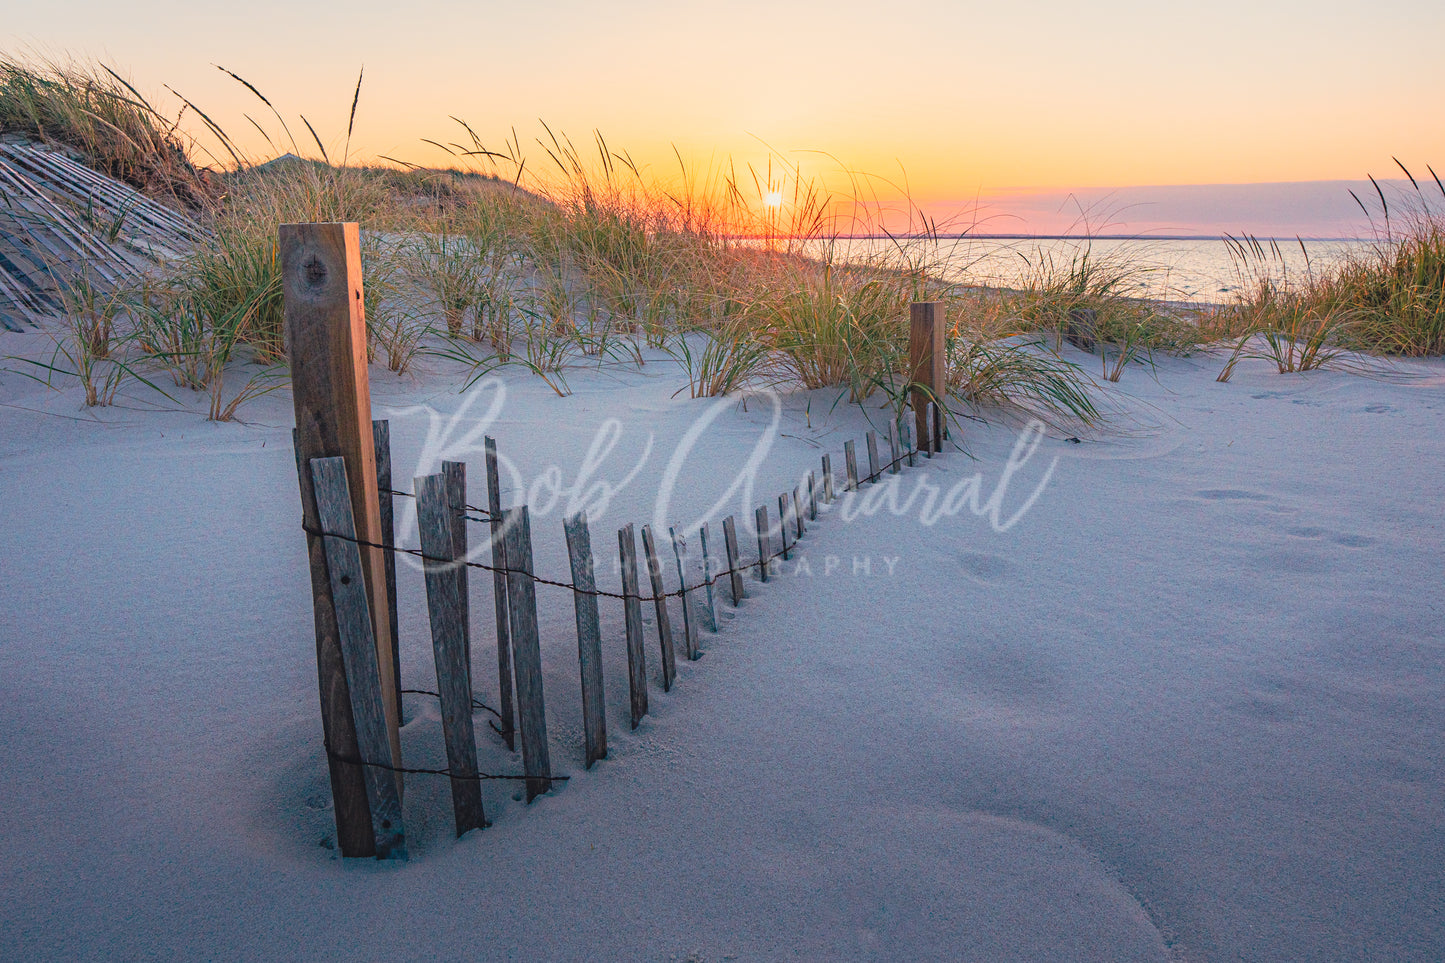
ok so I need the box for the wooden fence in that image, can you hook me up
[282,222,951,859]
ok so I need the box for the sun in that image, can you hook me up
[763,191,783,208]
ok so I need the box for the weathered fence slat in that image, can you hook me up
[844,441,859,491]
[777,493,793,561]
[723,516,746,604]
[618,523,648,728]
[564,512,608,769]
[484,436,515,752]
[887,421,901,474]
[793,485,806,537]
[372,420,402,724]
[416,473,486,837]
[866,431,881,483]
[640,525,677,691]
[502,506,551,802]
[822,454,836,503]
[698,522,718,632]
[901,416,916,467]
[808,471,819,521]
[670,527,700,661]
[442,460,470,692]
[311,456,406,859]
[755,506,771,582]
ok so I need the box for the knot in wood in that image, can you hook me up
[304,256,328,286]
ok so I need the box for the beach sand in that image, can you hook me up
[0,333,1440,961]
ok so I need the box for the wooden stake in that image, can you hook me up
[822,454,835,503]
[808,471,819,521]
[564,512,607,768]
[844,441,859,492]
[722,516,746,605]
[442,460,470,693]
[698,522,718,632]
[640,525,677,691]
[484,436,515,751]
[282,222,398,858]
[901,417,916,467]
[866,431,881,483]
[416,473,485,837]
[910,301,947,454]
[372,420,401,724]
[311,457,406,859]
[618,524,648,728]
[887,420,901,474]
[502,506,551,802]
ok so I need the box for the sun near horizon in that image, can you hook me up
[6,0,1444,235]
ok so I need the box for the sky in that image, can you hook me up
[7,0,1445,235]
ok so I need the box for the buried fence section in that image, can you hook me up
[723,516,746,605]
[501,505,552,802]
[484,436,516,751]
[563,512,608,769]
[617,523,649,728]
[415,472,486,836]
[311,457,407,858]
[640,525,678,690]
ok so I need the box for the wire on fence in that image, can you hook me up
[321,437,922,604]
[324,742,569,785]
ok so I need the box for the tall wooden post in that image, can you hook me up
[282,222,402,857]
[910,301,947,454]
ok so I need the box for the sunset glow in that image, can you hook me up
[6,0,1444,234]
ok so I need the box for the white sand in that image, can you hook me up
[0,332,1441,961]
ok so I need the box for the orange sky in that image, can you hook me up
[7,0,1445,233]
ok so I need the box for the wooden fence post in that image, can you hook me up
[484,437,515,752]
[442,460,470,692]
[563,512,607,769]
[910,301,946,454]
[865,432,881,483]
[793,485,805,537]
[640,525,677,691]
[886,421,901,474]
[722,515,746,604]
[698,522,718,632]
[372,420,402,724]
[416,473,485,837]
[618,523,648,728]
[501,506,551,802]
[844,441,859,492]
[311,457,406,858]
[822,454,835,503]
[282,221,399,858]
[900,416,916,467]
[808,471,819,521]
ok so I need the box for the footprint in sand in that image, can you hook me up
[955,551,1013,583]
[1195,488,1271,502]
[1363,404,1395,414]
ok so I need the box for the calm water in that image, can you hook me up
[815,236,1375,305]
